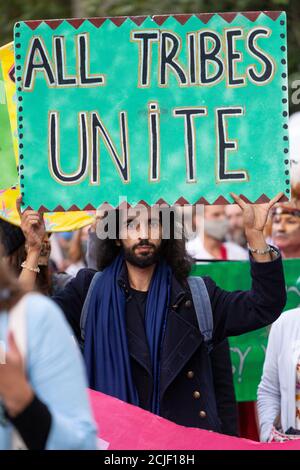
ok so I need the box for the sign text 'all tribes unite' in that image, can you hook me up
[15,13,289,210]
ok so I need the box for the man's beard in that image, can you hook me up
[122,240,161,268]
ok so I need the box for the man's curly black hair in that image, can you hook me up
[93,207,193,283]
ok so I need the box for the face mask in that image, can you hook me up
[204,218,229,242]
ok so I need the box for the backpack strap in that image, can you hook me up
[80,271,103,344]
[187,276,213,352]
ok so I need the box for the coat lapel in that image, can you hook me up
[127,323,153,377]
[159,277,203,397]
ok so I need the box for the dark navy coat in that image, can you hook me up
[53,254,286,433]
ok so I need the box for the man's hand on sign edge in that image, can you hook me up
[230,192,284,234]
[16,197,46,253]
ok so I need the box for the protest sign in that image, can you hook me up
[192,258,300,401]
[14,12,289,211]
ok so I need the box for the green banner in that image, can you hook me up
[14,12,289,211]
[0,60,18,190]
[192,259,300,401]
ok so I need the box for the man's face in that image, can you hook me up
[204,205,226,221]
[272,212,300,252]
[201,205,229,242]
[118,210,162,268]
[224,205,246,246]
[225,205,244,230]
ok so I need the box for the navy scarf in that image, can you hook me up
[83,252,172,414]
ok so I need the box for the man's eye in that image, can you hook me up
[127,221,136,229]
[287,220,298,225]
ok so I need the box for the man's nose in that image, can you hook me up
[274,221,286,233]
[138,223,148,239]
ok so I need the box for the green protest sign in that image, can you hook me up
[192,258,300,402]
[14,12,289,211]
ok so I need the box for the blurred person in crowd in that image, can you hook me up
[65,227,89,277]
[225,204,247,249]
[86,216,101,270]
[0,218,53,295]
[262,113,300,260]
[258,307,300,442]
[18,193,286,435]
[271,199,300,258]
[0,261,97,450]
[0,210,72,296]
[49,232,71,272]
[186,205,248,261]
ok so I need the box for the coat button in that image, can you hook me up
[199,410,206,419]
[187,370,194,379]
[184,299,192,308]
[193,391,201,399]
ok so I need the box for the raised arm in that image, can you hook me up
[207,192,287,341]
[16,197,45,290]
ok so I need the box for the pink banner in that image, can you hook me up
[89,389,300,450]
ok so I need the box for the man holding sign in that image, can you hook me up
[19,191,286,434]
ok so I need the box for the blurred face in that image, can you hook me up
[204,206,226,221]
[225,205,244,230]
[224,205,246,246]
[272,213,300,252]
[117,210,162,268]
[203,206,229,242]
[80,225,90,256]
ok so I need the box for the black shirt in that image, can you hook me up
[125,288,153,410]
[127,287,148,322]
[6,395,51,450]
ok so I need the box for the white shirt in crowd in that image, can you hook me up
[257,308,300,442]
[186,236,249,261]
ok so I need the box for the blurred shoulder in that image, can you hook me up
[274,308,300,329]
[73,268,97,287]
[23,292,66,328]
